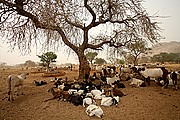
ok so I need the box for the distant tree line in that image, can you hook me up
[152,52,180,64]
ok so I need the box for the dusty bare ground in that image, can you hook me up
[0,65,180,120]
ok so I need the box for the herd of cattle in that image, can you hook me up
[96,65,180,88]
[6,64,180,118]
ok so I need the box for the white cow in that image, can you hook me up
[86,105,104,118]
[7,73,28,101]
[140,68,163,79]
[129,78,145,87]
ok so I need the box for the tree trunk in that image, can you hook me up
[77,50,90,81]
[47,62,50,73]
[133,56,138,66]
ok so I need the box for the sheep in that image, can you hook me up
[7,73,28,101]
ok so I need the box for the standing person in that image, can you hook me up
[171,71,178,90]
[70,64,73,71]
[161,67,169,89]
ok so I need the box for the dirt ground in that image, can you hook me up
[0,65,180,120]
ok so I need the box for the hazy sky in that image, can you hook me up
[0,0,180,65]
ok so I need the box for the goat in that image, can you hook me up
[61,91,71,102]
[45,87,63,102]
[106,74,120,85]
[90,89,104,100]
[86,105,104,118]
[101,96,119,106]
[69,94,83,106]
[83,97,96,107]
[7,73,28,101]
[34,80,47,86]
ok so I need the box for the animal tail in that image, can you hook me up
[8,76,11,95]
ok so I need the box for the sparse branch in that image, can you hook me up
[0,0,78,52]
[64,17,84,29]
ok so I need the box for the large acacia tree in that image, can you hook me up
[0,0,161,80]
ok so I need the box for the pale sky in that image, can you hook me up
[0,0,180,65]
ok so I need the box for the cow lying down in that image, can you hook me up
[129,78,146,87]
[86,105,104,118]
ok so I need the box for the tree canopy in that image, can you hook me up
[37,51,57,69]
[94,58,107,65]
[124,40,151,65]
[0,0,161,80]
[24,60,36,67]
[152,52,180,64]
[86,52,98,65]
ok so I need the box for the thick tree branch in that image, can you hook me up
[87,41,110,50]
[84,0,96,24]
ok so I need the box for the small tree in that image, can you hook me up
[86,52,98,65]
[24,60,36,67]
[37,52,57,71]
[124,40,150,65]
[152,52,168,64]
[94,58,107,65]
[0,62,7,67]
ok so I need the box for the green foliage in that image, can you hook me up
[116,59,125,64]
[125,40,149,65]
[86,52,98,65]
[94,58,107,65]
[152,52,180,63]
[37,52,57,68]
